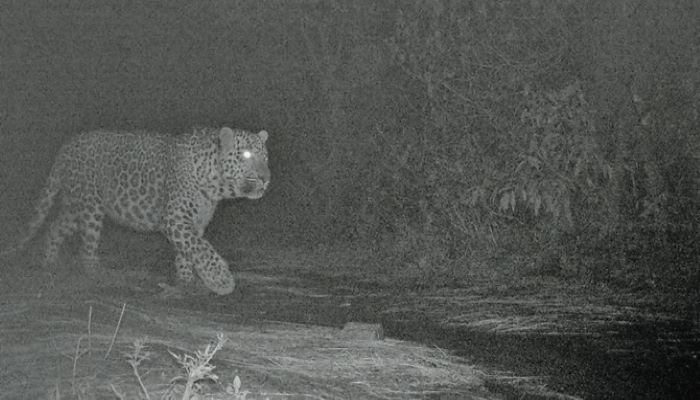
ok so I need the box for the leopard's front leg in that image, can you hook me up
[164,211,235,296]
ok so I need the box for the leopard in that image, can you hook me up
[5,126,270,295]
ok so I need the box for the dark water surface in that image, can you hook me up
[195,284,700,400]
[409,319,700,399]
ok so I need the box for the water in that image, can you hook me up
[203,286,700,400]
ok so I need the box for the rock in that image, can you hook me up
[339,322,384,341]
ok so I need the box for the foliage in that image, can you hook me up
[168,333,227,400]
[348,0,700,294]
[365,0,600,266]
[125,338,153,400]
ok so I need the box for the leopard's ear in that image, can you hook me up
[258,130,268,143]
[219,127,236,149]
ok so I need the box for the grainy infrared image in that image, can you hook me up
[0,1,698,399]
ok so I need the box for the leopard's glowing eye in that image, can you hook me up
[242,151,252,159]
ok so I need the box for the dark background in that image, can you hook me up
[1,0,699,311]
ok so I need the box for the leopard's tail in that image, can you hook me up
[0,161,62,258]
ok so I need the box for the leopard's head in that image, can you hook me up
[217,127,270,199]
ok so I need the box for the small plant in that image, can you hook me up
[225,376,249,400]
[169,333,228,400]
[124,338,152,400]
[70,335,89,396]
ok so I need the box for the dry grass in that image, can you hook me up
[379,280,682,337]
[0,299,489,400]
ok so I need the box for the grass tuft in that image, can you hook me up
[168,333,227,400]
[124,338,152,400]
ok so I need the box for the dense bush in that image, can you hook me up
[328,0,700,293]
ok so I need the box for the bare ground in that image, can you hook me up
[0,246,495,400]
[1,239,697,399]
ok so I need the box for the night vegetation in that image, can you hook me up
[2,2,700,398]
[1,0,699,309]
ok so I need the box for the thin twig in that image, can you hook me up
[72,335,85,396]
[54,381,61,400]
[105,303,126,358]
[87,305,92,357]
[128,339,151,400]
[130,360,150,400]
[110,384,125,400]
